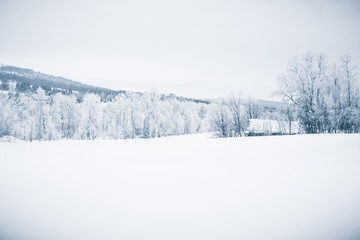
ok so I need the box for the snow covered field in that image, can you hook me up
[1,133,360,240]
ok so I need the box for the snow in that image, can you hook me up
[1,133,360,240]
[0,90,10,95]
[0,135,24,143]
[248,118,300,134]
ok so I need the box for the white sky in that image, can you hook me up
[0,0,359,100]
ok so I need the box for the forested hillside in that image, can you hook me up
[0,64,122,96]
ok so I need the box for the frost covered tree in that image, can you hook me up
[246,97,263,119]
[209,94,249,138]
[228,94,248,136]
[51,93,79,139]
[33,88,52,140]
[277,53,328,133]
[0,94,15,137]
[80,93,102,139]
[210,99,233,137]
[338,56,360,132]
[281,103,296,134]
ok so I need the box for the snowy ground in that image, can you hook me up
[1,133,360,240]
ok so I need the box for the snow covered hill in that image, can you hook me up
[1,133,360,240]
[0,63,120,94]
[0,63,211,104]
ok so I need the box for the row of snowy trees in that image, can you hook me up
[277,53,360,133]
[0,89,210,141]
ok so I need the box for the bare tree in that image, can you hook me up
[246,97,263,119]
[210,99,233,138]
[281,103,296,134]
[277,53,328,133]
[228,93,248,136]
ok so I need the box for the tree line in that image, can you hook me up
[0,89,209,141]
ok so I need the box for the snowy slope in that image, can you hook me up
[1,134,360,240]
[0,63,120,94]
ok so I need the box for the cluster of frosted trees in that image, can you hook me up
[208,95,290,137]
[209,96,250,137]
[0,89,209,141]
[277,53,360,133]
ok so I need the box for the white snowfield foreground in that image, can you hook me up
[1,133,360,240]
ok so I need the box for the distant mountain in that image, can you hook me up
[0,64,123,95]
[257,99,285,111]
[0,63,211,104]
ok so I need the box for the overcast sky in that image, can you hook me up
[0,0,359,100]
